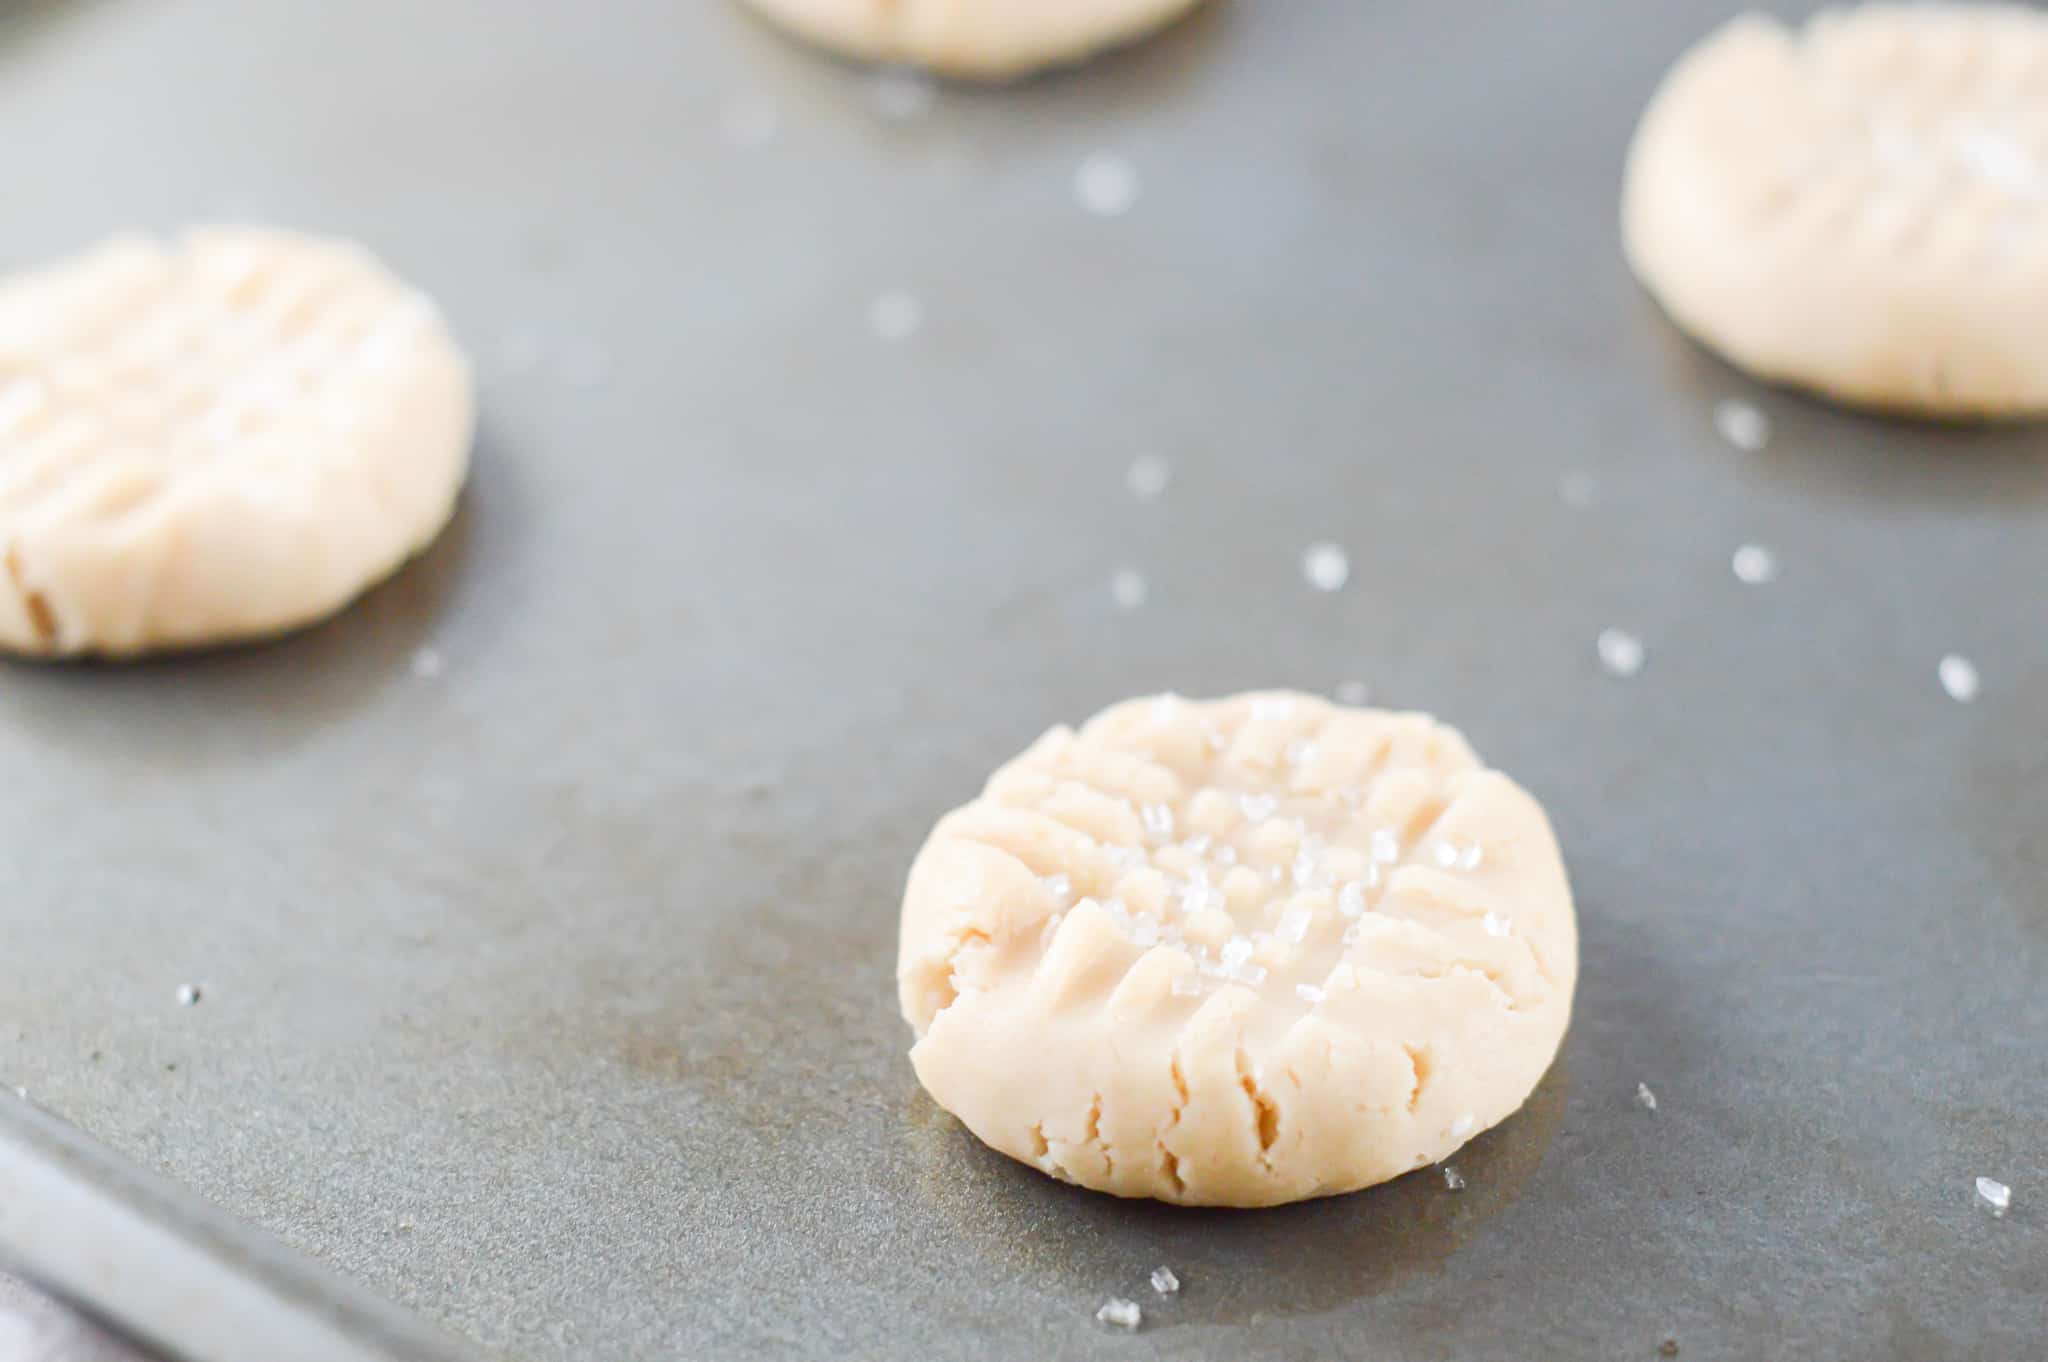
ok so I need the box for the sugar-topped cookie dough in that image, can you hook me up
[738,0,1205,81]
[899,692,1577,1207]
[0,227,473,656]
[1624,4,2048,417]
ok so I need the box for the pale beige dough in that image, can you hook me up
[898,692,1578,1208]
[0,227,473,657]
[737,0,1205,80]
[1623,4,2048,417]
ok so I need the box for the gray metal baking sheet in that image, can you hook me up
[2,1,2045,1358]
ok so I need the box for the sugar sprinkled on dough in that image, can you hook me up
[1277,903,1314,945]
[1976,1176,2011,1217]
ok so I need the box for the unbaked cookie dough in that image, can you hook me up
[898,692,1577,1207]
[738,0,1205,81]
[1623,4,2048,417]
[0,227,473,656]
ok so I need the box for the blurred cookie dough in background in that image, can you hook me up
[736,0,1207,80]
[1623,3,2048,418]
[0,226,472,657]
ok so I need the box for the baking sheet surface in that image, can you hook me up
[0,2,2043,1358]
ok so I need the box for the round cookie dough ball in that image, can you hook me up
[0,226,473,657]
[738,0,1205,81]
[1623,4,2048,417]
[898,692,1577,1208]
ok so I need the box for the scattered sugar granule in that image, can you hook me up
[868,290,923,341]
[1637,1081,1658,1111]
[1371,828,1401,864]
[1126,454,1170,502]
[1040,873,1072,902]
[1482,912,1512,937]
[1338,882,1367,919]
[1731,543,1778,585]
[1277,903,1315,944]
[1443,1165,1466,1191]
[1939,654,1980,703]
[1714,398,1769,451]
[1074,154,1140,217]
[176,984,202,1007]
[1239,793,1279,823]
[1095,1297,1142,1330]
[1301,542,1350,592]
[1104,844,1145,872]
[1140,803,1176,841]
[1149,1265,1180,1295]
[1170,974,1205,997]
[1976,1176,2011,1217]
[1597,628,1646,679]
[1295,982,1326,1004]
